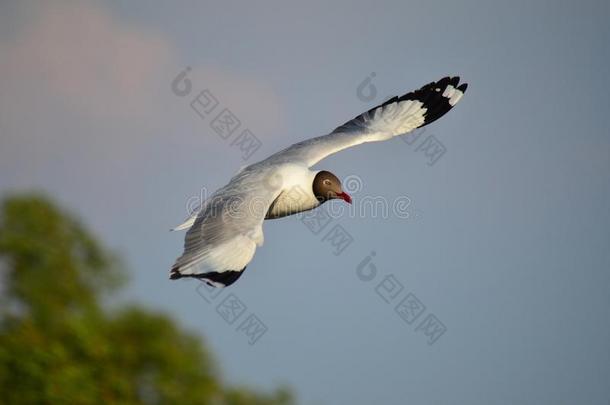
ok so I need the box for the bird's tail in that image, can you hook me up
[170,214,197,231]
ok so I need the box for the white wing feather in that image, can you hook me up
[171,167,282,278]
[170,76,467,287]
[263,76,467,167]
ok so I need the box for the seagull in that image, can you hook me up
[171,76,468,287]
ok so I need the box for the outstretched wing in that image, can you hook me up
[170,168,281,287]
[265,76,467,167]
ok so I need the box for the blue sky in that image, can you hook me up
[1,1,609,404]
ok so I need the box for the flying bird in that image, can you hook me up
[171,76,468,287]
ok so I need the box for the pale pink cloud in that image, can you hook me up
[0,1,285,127]
[185,64,285,137]
[1,1,173,119]
[0,1,285,185]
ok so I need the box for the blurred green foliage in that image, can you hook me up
[0,194,293,405]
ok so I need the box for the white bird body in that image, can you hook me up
[261,163,321,219]
[171,76,468,287]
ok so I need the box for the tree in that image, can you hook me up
[0,194,293,405]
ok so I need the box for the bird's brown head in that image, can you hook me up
[312,171,352,204]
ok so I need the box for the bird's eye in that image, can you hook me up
[323,179,331,186]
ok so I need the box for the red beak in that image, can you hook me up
[337,191,352,204]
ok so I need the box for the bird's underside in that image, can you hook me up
[170,76,468,287]
[264,183,321,219]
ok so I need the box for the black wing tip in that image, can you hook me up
[201,268,246,287]
[333,76,467,134]
[169,267,247,287]
[410,75,468,127]
[169,266,182,280]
